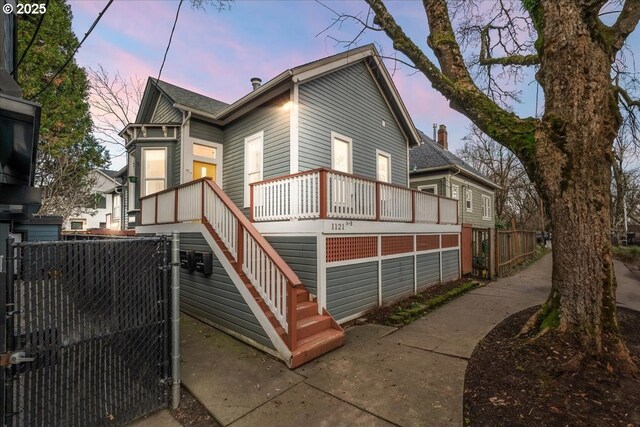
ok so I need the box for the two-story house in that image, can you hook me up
[122,45,462,368]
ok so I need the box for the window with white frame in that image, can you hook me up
[112,193,121,219]
[482,194,491,220]
[376,150,391,183]
[419,184,437,195]
[466,188,473,212]
[142,148,167,196]
[331,132,352,173]
[244,132,263,207]
[128,152,136,209]
[451,184,459,200]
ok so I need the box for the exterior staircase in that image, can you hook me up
[141,178,344,368]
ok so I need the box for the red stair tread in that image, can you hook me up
[297,315,329,328]
[296,301,317,319]
[296,327,344,349]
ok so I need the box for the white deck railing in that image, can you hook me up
[326,172,376,220]
[251,168,458,225]
[439,197,458,224]
[140,178,303,350]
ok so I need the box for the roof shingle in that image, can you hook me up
[151,78,229,114]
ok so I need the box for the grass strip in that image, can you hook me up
[386,280,479,326]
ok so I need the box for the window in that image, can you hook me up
[466,189,473,212]
[112,193,121,219]
[193,143,217,159]
[451,184,459,200]
[419,185,437,195]
[143,148,167,196]
[244,132,263,207]
[482,194,492,220]
[376,150,391,183]
[128,152,136,208]
[331,132,352,173]
[70,220,84,231]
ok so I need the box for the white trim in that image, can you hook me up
[289,83,299,174]
[141,147,168,197]
[439,235,443,284]
[327,255,379,268]
[187,137,223,184]
[376,149,392,183]
[482,194,491,220]
[465,188,473,213]
[418,184,438,195]
[331,131,353,174]
[411,173,496,194]
[377,235,382,306]
[253,219,461,235]
[294,50,372,82]
[451,184,459,200]
[413,235,417,294]
[244,131,264,208]
[317,233,327,315]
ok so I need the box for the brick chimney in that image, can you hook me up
[437,124,448,150]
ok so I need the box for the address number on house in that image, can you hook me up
[330,221,353,231]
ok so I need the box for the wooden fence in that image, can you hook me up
[496,230,537,276]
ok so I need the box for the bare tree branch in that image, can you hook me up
[610,0,640,51]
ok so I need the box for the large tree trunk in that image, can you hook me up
[533,0,635,371]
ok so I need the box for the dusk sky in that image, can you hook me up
[67,1,548,169]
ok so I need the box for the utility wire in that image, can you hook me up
[156,0,184,83]
[12,0,50,76]
[29,0,114,101]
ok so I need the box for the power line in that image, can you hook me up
[29,0,114,101]
[12,0,50,76]
[156,0,184,83]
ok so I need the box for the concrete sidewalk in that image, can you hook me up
[163,253,638,427]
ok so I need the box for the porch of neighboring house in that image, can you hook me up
[137,169,461,367]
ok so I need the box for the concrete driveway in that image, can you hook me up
[146,253,639,427]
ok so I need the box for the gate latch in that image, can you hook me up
[0,351,35,367]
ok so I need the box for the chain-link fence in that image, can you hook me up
[1,238,171,426]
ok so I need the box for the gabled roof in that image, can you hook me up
[410,130,499,189]
[132,44,421,146]
[99,169,120,179]
[150,78,229,114]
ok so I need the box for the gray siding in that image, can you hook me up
[442,250,460,282]
[180,232,273,349]
[190,119,224,142]
[416,253,440,290]
[13,224,59,241]
[381,256,414,304]
[452,177,495,228]
[174,128,181,185]
[327,261,378,321]
[298,61,408,185]
[266,236,317,296]
[410,176,447,197]
[223,94,290,212]
[152,94,182,123]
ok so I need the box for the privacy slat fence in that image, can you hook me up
[496,230,537,276]
[2,238,171,426]
[250,168,459,224]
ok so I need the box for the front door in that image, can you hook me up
[193,160,217,181]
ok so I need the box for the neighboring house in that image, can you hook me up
[124,45,462,368]
[409,126,500,229]
[64,169,120,231]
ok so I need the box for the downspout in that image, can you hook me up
[171,232,181,409]
[450,166,463,223]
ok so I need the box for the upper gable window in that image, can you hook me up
[331,132,352,174]
[376,150,391,183]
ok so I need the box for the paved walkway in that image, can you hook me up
[131,253,640,426]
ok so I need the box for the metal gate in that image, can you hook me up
[1,238,171,426]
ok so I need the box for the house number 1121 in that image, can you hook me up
[330,221,353,231]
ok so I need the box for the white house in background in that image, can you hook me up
[64,169,120,231]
